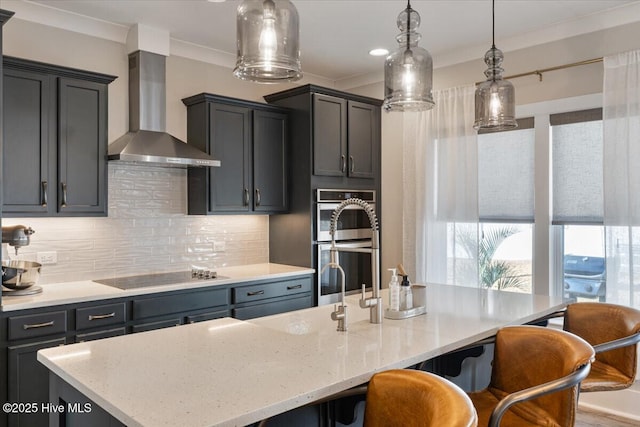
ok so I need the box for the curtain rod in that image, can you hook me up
[476,57,603,84]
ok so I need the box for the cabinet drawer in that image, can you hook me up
[76,327,126,343]
[8,311,67,341]
[132,318,182,333]
[75,302,126,331]
[186,309,230,324]
[132,287,229,320]
[233,277,312,304]
[234,294,312,320]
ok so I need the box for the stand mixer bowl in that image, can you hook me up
[2,260,41,290]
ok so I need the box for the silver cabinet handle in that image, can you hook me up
[41,181,48,207]
[60,182,68,207]
[255,188,261,207]
[349,156,355,173]
[88,312,116,321]
[341,155,346,173]
[247,290,265,296]
[244,188,250,206]
[287,284,303,290]
[23,320,55,330]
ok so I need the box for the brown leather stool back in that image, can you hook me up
[468,325,594,426]
[564,302,640,391]
[364,369,477,427]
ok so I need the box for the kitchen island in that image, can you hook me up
[37,284,566,427]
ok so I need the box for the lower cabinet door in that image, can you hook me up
[7,337,67,427]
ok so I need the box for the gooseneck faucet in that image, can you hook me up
[328,198,382,325]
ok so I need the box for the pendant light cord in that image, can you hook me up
[492,0,496,49]
[406,0,411,51]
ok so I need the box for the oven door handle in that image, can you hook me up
[333,246,373,254]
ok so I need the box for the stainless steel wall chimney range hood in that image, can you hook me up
[108,51,220,168]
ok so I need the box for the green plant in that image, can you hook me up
[456,225,528,290]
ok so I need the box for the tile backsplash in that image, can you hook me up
[2,164,269,284]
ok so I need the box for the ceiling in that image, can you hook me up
[14,0,640,84]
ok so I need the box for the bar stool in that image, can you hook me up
[467,325,594,427]
[364,369,477,427]
[563,302,640,392]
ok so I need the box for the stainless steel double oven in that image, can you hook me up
[316,189,376,305]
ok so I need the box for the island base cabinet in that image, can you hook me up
[49,374,124,427]
[7,338,67,427]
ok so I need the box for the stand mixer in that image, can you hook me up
[1,225,42,296]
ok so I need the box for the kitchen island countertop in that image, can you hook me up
[1,263,314,312]
[38,284,566,427]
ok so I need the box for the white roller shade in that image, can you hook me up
[478,119,535,222]
[551,109,603,224]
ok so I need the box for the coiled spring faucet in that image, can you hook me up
[326,198,382,328]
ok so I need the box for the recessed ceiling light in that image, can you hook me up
[369,48,389,57]
[207,0,227,3]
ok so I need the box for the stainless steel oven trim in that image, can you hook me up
[316,202,376,242]
[317,240,372,306]
[316,189,376,203]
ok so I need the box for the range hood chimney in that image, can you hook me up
[109,43,220,167]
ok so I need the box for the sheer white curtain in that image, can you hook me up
[603,50,640,308]
[402,85,479,285]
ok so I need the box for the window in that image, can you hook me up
[475,119,535,293]
[551,109,606,302]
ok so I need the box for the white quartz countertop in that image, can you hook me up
[37,284,566,427]
[1,263,314,312]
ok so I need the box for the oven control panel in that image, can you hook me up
[316,189,376,203]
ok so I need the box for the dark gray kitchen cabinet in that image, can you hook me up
[232,276,312,320]
[130,286,230,332]
[8,338,67,427]
[312,93,378,179]
[2,57,115,217]
[264,85,382,305]
[183,93,288,214]
[4,308,69,427]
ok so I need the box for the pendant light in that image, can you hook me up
[234,0,302,83]
[474,0,517,130]
[383,0,434,112]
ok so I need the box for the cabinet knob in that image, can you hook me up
[41,181,48,207]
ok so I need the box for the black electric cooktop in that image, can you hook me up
[94,270,223,290]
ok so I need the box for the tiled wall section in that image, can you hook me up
[2,164,269,284]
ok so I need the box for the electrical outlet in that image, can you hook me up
[37,251,58,265]
[213,241,226,252]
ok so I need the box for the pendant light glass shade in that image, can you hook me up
[474,1,517,130]
[383,1,434,112]
[234,0,302,83]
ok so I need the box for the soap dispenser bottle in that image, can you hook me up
[399,275,413,311]
[388,268,400,311]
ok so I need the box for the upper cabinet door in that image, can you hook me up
[57,77,107,215]
[312,94,347,176]
[2,69,52,215]
[208,103,252,213]
[347,100,378,179]
[253,109,288,213]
